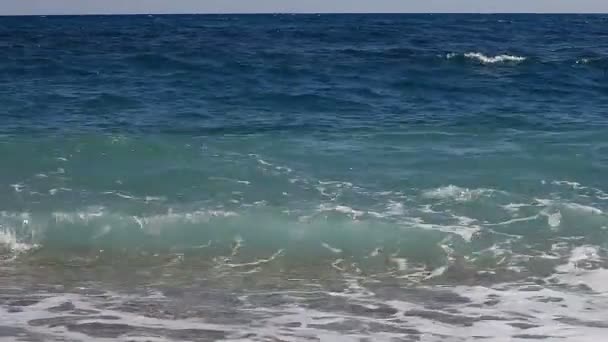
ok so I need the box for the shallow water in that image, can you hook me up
[1,14,608,341]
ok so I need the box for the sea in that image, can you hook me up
[0,14,608,342]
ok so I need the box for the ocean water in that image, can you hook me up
[1,13,608,341]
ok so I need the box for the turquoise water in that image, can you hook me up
[2,131,608,267]
[1,14,608,342]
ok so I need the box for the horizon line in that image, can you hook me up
[1,12,606,17]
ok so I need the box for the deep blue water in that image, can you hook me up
[1,14,608,342]
[1,14,607,134]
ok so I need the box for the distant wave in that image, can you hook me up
[447,52,527,64]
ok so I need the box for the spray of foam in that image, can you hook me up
[0,227,36,256]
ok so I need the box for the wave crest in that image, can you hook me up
[447,52,527,64]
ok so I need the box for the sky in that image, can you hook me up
[1,0,608,15]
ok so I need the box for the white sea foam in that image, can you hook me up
[138,209,239,234]
[318,204,364,220]
[537,198,603,217]
[540,210,562,229]
[0,227,36,254]
[501,202,533,213]
[552,180,584,189]
[275,166,292,172]
[209,176,251,185]
[10,183,25,192]
[445,52,458,59]
[418,204,441,214]
[49,187,72,195]
[321,242,342,254]
[366,211,385,218]
[53,207,105,223]
[422,185,498,202]
[447,52,527,64]
[318,180,354,187]
[548,180,608,201]
[444,285,608,342]
[463,52,526,64]
[368,247,383,257]
[404,216,481,242]
[424,265,448,279]
[563,202,603,215]
[453,214,477,226]
[485,214,540,226]
[49,208,238,235]
[102,191,137,199]
[389,257,408,271]
[576,58,592,64]
[227,249,284,268]
[386,201,405,216]
[2,269,608,342]
[330,258,346,271]
[552,245,608,293]
[144,196,166,202]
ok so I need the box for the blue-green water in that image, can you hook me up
[1,14,608,342]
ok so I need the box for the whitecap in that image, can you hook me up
[460,52,526,64]
[446,51,526,63]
